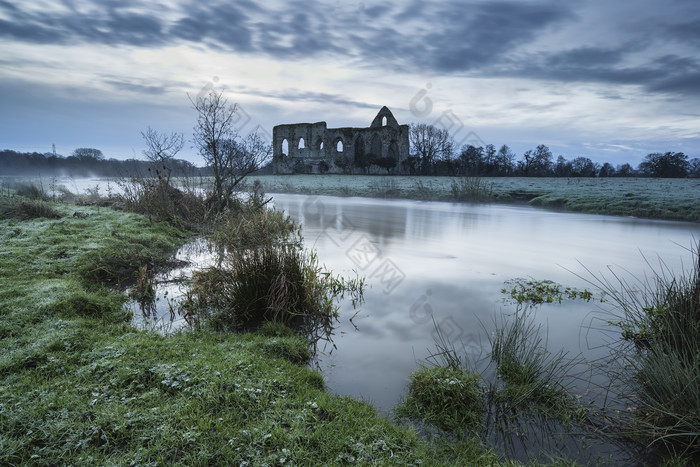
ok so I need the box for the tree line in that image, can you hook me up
[3,120,698,179]
[404,123,700,178]
[0,148,202,178]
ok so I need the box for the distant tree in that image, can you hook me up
[554,155,571,177]
[409,123,454,175]
[458,145,484,175]
[401,155,419,175]
[689,158,700,178]
[615,163,636,177]
[482,144,497,175]
[570,157,598,177]
[190,89,271,210]
[520,144,553,176]
[638,152,689,177]
[598,162,616,177]
[72,148,104,161]
[495,145,515,176]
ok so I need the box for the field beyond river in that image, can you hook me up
[250,175,700,222]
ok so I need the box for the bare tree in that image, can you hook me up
[409,123,454,175]
[141,127,184,164]
[141,127,184,186]
[190,89,271,210]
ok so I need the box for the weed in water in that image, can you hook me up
[502,278,596,306]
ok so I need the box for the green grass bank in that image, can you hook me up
[0,198,503,465]
[249,175,700,222]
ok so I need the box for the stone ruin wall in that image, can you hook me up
[272,106,409,174]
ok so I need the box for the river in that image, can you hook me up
[120,190,699,463]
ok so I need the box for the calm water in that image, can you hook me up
[271,195,699,406]
[271,194,699,463]
[127,192,700,463]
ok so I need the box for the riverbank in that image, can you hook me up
[0,198,501,465]
[248,175,700,223]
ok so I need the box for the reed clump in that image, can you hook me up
[186,205,364,347]
[594,243,700,456]
[450,176,494,202]
[0,197,62,220]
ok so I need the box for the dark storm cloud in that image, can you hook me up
[667,19,700,45]
[171,2,254,51]
[0,1,167,46]
[234,86,379,111]
[2,0,700,98]
[423,1,575,72]
[103,79,169,95]
[0,1,573,66]
[546,47,625,68]
[510,45,700,96]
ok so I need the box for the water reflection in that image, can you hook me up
[125,192,699,463]
[128,238,215,333]
[270,194,700,463]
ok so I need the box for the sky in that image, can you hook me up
[1,0,699,167]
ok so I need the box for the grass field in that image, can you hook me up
[248,175,700,222]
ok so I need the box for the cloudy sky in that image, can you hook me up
[1,0,699,166]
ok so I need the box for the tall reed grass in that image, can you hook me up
[589,243,700,456]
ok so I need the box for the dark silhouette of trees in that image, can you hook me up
[638,152,689,178]
[690,158,700,178]
[141,127,185,187]
[570,157,598,177]
[495,145,516,175]
[520,144,553,176]
[615,163,636,177]
[72,148,104,161]
[375,156,398,174]
[458,145,484,175]
[0,149,200,178]
[141,127,184,164]
[409,123,454,175]
[599,162,616,177]
[554,156,572,177]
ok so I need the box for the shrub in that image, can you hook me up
[188,207,364,347]
[118,176,210,228]
[450,176,494,202]
[0,197,61,220]
[11,181,48,200]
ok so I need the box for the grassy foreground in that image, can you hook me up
[0,200,501,465]
[249,175,700,222]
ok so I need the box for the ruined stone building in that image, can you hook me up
[272,106,409,174]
